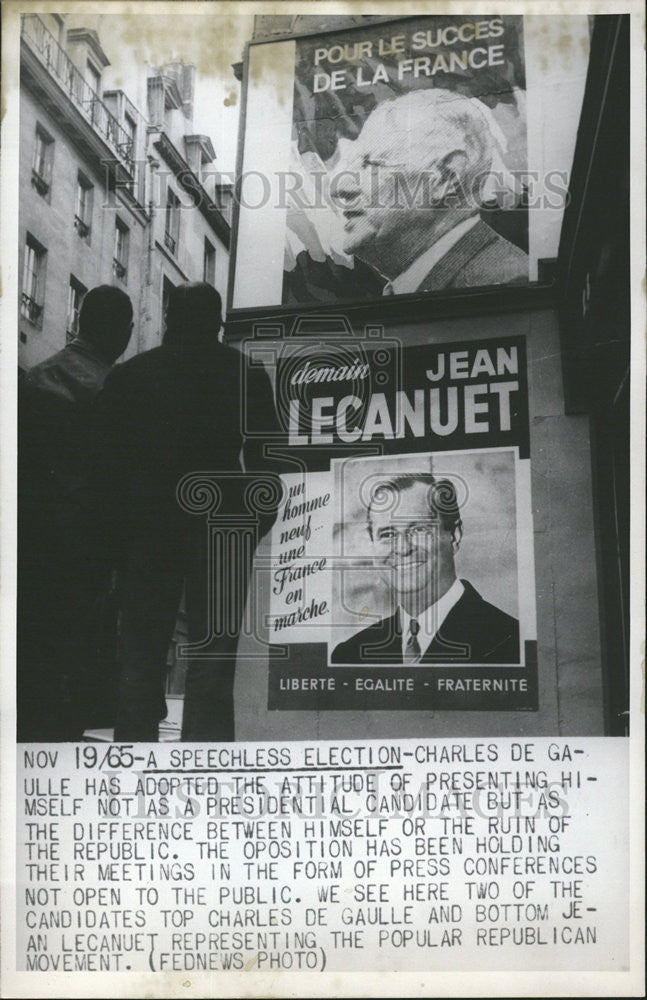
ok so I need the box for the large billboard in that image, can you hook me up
[231,14,590,309]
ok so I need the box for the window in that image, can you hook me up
[21,235,47,325]
[203,238,216,286]
[43,13,65,46]
[122,112,137,193]
[32,124,54,197]
[53,14,65,46]
[113,217,129,281]
[66,59,77,97]
[66,275,87,342]
[123,113,136,157]
[164,189,180,255]
[74,172,93,239]
[216,185,234,225]
[162,276,175,333]
[86,60,100,96]
[82,62,101,124]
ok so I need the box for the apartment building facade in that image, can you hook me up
[19,12,231,371]
[145,63,231,342]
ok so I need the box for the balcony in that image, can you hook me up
[74,214,90,238]
[31,169,50,196]
[66,310,80,343]
[112,258,127,280]
[21,293,43,325]
[21,14,135,175]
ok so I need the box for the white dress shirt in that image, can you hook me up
[383,215,480,295]
[399,579,465,661]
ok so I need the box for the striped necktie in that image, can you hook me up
[403,618,421,664]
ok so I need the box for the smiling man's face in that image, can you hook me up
[370,481,457,614]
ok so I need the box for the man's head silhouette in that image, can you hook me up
[78,284,133,362]
[164,282,223,345]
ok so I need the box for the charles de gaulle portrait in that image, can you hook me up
[331,473,520,665]
[331,88,529,294]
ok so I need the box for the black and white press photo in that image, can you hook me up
[0,3,644,998]
[10,6,629,743]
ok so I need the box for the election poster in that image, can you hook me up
[263,334,537,711]
[283,15,528,302]
[231,12,591,309]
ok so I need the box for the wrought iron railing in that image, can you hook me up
[21,14,135,175]
[21,293,43,324]
[31,168,50,196]
[74,214,90,238]
[66,309,80,342]
[164,231,177,255]
[112,258,127,279]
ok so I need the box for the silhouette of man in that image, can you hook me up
[93,283,281,741]
[18,285,133,740]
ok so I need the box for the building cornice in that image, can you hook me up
[66,28,110,69]
[185,134,216,165]
[152,131,231,248]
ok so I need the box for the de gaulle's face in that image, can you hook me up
[332,113,432,260]
[370,482,456,610]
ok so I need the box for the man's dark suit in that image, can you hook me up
[18,342,117,741]
[331,580,520,665]
[417,220,528,292]
[92,337,281,741]
[283,220,527,303]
